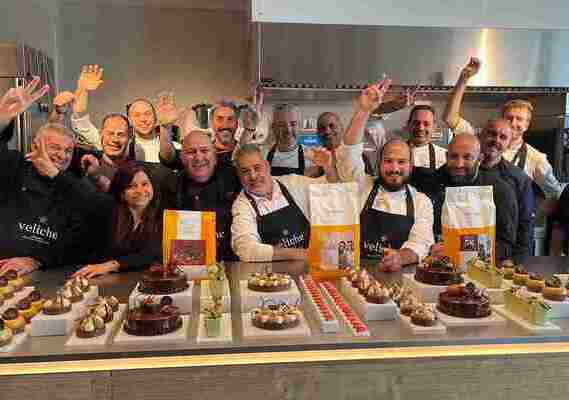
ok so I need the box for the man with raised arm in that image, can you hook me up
[336,79,435,272]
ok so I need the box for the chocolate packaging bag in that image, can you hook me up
[442,186,495,270]
[308,182,360,277]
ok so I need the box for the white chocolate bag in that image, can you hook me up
[442,186,495,269]
[308,182,360,275]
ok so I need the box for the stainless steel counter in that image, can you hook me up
[1,257,568,364]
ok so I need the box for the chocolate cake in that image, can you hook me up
[415,256,463,286]
[437,283,491,318]
[139,264,189,295]
[248,270,292,293]
[251,303,302,330]
[124,296,182,336]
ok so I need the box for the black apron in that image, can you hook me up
[245,181,310,248]
[267,145,305,176]
[511,142,544,198]
[360,181,415,258]
[409,142,437,183]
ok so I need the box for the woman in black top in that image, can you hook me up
[72,163,162,278]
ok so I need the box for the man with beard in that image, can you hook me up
[0,76,89,276]
[161,130,241,261]
[421,134,519,261]
[336,79,434,272]
[231,143,337,262]
[478,118,535,261]
[406,105,447,170]
[444,57,565,200]
[264,103,313,176]
[160,100,239,168]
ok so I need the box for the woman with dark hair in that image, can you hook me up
[70,162,163,278]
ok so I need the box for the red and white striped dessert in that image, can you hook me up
[319,281,370,337]
[299,276,339,333]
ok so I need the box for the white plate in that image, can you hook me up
[433,303,506,327]
[492,305,561,333]
[114,315,190,344]
[242,312,311,339]
[65,304,127,347]
[399,314,446,334]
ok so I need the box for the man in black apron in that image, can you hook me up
[266,104,311,176]
[231,143,337,262]
[161,130,241,261]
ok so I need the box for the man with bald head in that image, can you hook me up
[162,130,241,260]
[419,133,519,261]
[337,80,435,272]
[479,118,535,261]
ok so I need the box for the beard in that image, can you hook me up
[380,172,409,192]
[448,166,479,185]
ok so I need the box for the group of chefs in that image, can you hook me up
[0,58,565,278]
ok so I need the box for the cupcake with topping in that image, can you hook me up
[365,281,391,304]
[17,298,38,322]
[543,277,566,302]
[27,290,44,313]
[0,276,15,299]
[62,282,84,303]
[76,310,106,339]
[67,276,90,293]
[90,302,114,323]
[500,260,515,280]
[0,319,13,348]
[3,270,25,292]
[512,265,529,286]
[95,296,120,313]
[2,308,26,334]
[526,273,545,293]
[410,304,438,326]
[43,292,72,315]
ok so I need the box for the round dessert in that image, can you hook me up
[350,270,369,289]
[3,269,24,291]
[27,290,44,312]
[17,298,37,322]
[248,271,292,293]
[526,273,545,293]
[512,265,529,286]
[124,296,182,336]
[95,296,120,312]
[543,277,566,302]
[67,276,90,293]
[0,319,13,348]
[62,282,84,303]
[2,308,26,334]
[399,295,420,316]
[365,281,390,304]
[43,293,72,315]
[90,301,114,323]
[410,304,438,326]
[76,311,106,339]
[139,264,189,295]
[500,260,515,280]
[437,282,491,318]
[415,256,463,286]
[0,277,15,299]
[251,304,302,330]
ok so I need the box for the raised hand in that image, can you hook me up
[53,91,75,112]
[460,57,482,80]
[156,92,181,126]
[25,135,59,178]
[305,146,333,169]
[354,77,392,113]
[80,154,100,176]
[77,65,104,92]
[0,76,49,124]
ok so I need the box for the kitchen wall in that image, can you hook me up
[58,2,250,125]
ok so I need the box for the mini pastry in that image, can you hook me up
[351,269,370,289]
[0,319,13,348]
[247,269,292,292]
[95,296,119,312]
[251,302,302,330]
[410,304,438,326]
[357,274,372,295]
[2,308,26,334]
[365,281,390,304]
[543,277,566,302]
[62,282,84,303]
[526,273,545,293]
[399,295,420,316]
[512,265,529,286]
[43,292,72,315]
[27,290,44,312]
[3,270,25,292]
[67,276,90,293]
[17,298,37,322]
[500,260,515,280]
[76,310,106,339]
[90,301,114,323]
[0,276,15,299]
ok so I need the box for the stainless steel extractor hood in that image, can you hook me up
[255,23,569,91]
